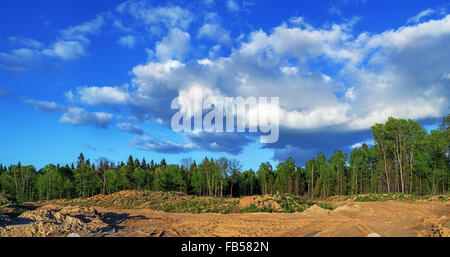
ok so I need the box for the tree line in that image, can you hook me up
[0,116,448,202]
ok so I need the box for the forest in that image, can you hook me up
[0,116,448,202]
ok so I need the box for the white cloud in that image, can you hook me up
[113,19,132,32]
[116,123,144,135]
[59,107,113,128]
[407,8,435,24]
[132,60,184,81]
[197,58,214,66]
[239,24,356,64]
[329,6,342,16]
[0,48,40,71]
[278,104,352,130]
[45,15,105,60]
[155,28,191,61]
[76,85,130,105]
[0,15,105,71]
[280,66,298,75]
[198,23,231,44]
[60,15,105,42]
[42,40,86,60]
[226,0,240,12]
[64,90,75,102]
[117,35,136,48]
[26,100,65,113]
[365,15,450,50]
[117,2,194,30]
[344,87,356,100]
[122,14,450,136]
[21,5,449,160]
[8,37,44,49]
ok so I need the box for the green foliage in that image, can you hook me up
[352,193,437,202]
[273,195,315,213]
[36,164,64,200]
[317,203,335,210]
[354,194,383,202]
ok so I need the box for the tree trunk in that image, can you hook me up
[382,144,390,193]
[205,167,212,197]
[230,181,233,198]
[220,179,223,198]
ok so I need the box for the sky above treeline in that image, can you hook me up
[0,0,449,170]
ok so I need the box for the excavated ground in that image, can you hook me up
[0,193,448,237]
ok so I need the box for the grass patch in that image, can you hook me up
[240,203,275,213]
[317,203,335,210]
[274,195,315,213]
[352,193,442,202]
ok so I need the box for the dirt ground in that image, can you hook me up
[1,199,448,237]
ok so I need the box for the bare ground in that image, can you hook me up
[1,199,448,237]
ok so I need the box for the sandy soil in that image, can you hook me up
[91,201,449,237]
[1,199,448,237]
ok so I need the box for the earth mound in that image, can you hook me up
[0,205,109,237]
[238,195,282,212]
[302,204,331,215]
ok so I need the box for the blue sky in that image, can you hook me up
[0,0,449,170]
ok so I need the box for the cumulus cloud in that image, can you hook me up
[112,14,449,161]
[59,107,113,128]
[198,23,231,44]
[155,28,191,61]
[16,2,450,163]
[132,59,185,81]
[75,85,130,105]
